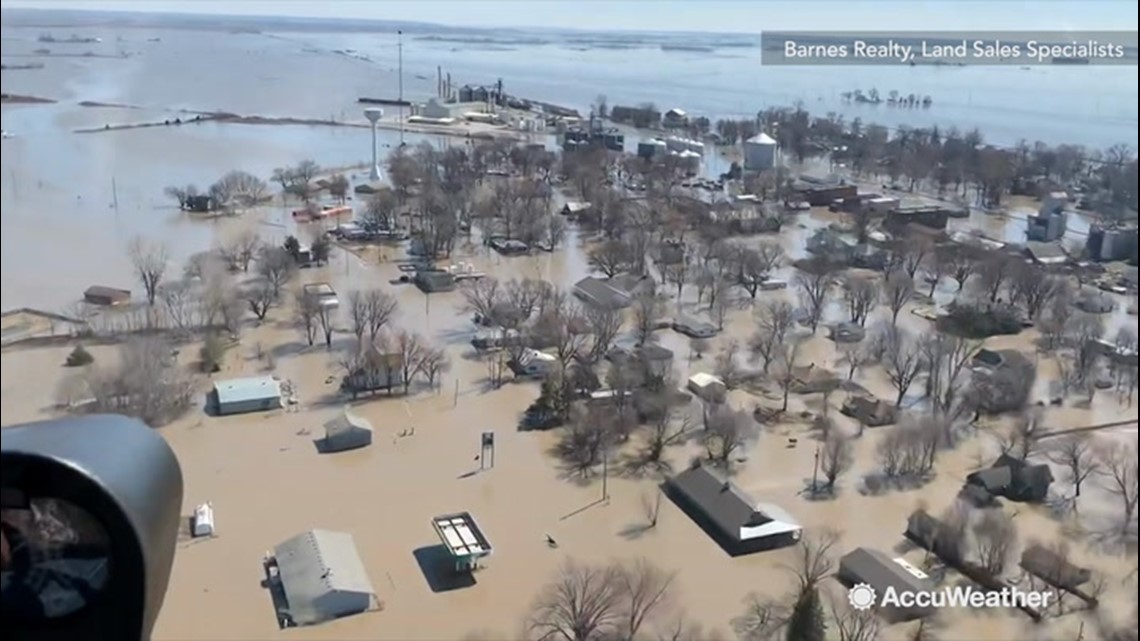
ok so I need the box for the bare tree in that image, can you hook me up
[972,509,1018,576]
[128,237,169,307]
[257,246,296,299]
[78,337,196,426]
[221,230,261,273]
[838,342,875,381]
[772,340,802,412]
[159,281,197,331]
[640,393,692,465]
[528,559,622,641]
[631,294,665,346]
[315,301,336,348]
[842,274,879,327]
[345,290,370,344]
[1047,434,1102,503]
[638,490,664,529]
[1101,442,1139,533]
[394,330,425,394]
[820,434,854,494]
[920,332,980,423]
[713,340,743,389]
[294,292,319,346]
[883,326,925,406]
[555,407,618,476]
[828,590,881,641]
[461,277,503,323]
[1010,264,1065,321]
[978,252,1015,303]
[615,558,676,640]
[362,289,399,341]
[504,277,548,322]
[794,261,835,333]
[243,278,277,321]
[882,270,915,325]
[588,240,634,278]
[748,300,795,374]
[702,407,757,467]
[584,305,623,362]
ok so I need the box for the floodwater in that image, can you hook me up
[2,20,1139,641]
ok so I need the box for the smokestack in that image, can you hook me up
[437,65,442,98]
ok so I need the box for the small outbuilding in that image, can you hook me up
[1020,544,1092,594]
[213,376,282,415]
[267,529,377,627]
[319,409,374,453]
[83,285,131,307]
[687,372,727,403]
[841,395,896,427]
[665,463,801,556]
[837,547,936,621]
[192,502,216,538]
[965,454,1054,503]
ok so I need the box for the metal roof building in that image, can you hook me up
[272,529,376,626]
[665,463,801,556]
[838,547,935,621]
[319,409,374,453]
[213,376,282,416]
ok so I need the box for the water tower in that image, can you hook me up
[364,107,384,181]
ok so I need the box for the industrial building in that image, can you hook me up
[665,463,801,556]
[1086,225,1138,262]
[212,376,282,416]
[319,410,374,453]
[266,529,377,627]
[743,133,778,171]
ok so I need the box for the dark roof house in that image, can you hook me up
[1019,544,1092,594]
[964,454,1054,503]
[841,395,896,427]
[83,285,131,307]
[837,547,936,622]
[573,277,633,310]
[665,463,801,556]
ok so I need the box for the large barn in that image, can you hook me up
[268,529,376,627]
[213,376,282,416]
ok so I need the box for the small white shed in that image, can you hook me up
[192,502,216,537]
[687,373,727,403]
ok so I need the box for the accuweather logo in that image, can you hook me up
[847,583,1053,611]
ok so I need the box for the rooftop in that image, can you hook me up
[273,529,375,626]
[214,376,281,405]
[432,512,493,559]
[667,464,800,544]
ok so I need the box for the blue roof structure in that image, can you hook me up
[214,376,281,406]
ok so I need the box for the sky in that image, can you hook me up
[3,0,1138,34]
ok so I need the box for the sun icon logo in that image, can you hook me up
[847,583,877,611]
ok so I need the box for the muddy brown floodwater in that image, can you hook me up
[3,222,1136,640]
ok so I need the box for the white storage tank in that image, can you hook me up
[665,136,686,153]
[743,133,778,171]
[192,502,215,538]
[684,139,705,156]
[678,149,702,173]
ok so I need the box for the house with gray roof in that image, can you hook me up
[268,529,376,627]
[212,376,282,416]
[837,547,936,622]
[965,454,1054,503]
[665,463,801,556]
[573,277,633,310]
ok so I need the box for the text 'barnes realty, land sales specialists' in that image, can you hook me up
[782,39,1126,64]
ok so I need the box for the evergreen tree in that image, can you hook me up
[785,587,826,641]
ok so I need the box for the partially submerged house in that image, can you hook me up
[964,454,1054,503]
[841,395,896,427]
[672,315,718,338]
[572,276,634,310]
[665,463,802,556]
[790,364,840,394]
[319,410,374,453]
[837,547,936,622]
[1024,241,1068,266]
[1019,544,1093,596]
[414,270,457,293]
[83,285,131,307]
[885,205,953,232]
[341,346,403,395]
[607,343,675,380]
[561,201,593,218]
[266,529,377,627]
[508,348,558,378]
[687,372,727,403]
[302,283,339,310]
[213,376,282,416]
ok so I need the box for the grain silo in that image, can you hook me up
[743,133,778,171]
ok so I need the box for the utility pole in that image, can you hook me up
[811,445,821,496]
[397,30,404,147]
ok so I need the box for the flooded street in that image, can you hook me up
[2,16,1138,641]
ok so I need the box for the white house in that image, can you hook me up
[687,372,727,403]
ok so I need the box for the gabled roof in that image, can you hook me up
[839,547,934,608]
[214,376,281,405]
[1020,544,1091,592]
[573,277,631,309]
[667,464,799,543]
[274,529,374,625]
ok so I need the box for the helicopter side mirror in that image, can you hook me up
[2,415,183,641]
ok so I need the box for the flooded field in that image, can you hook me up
[2,17,1138,641]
